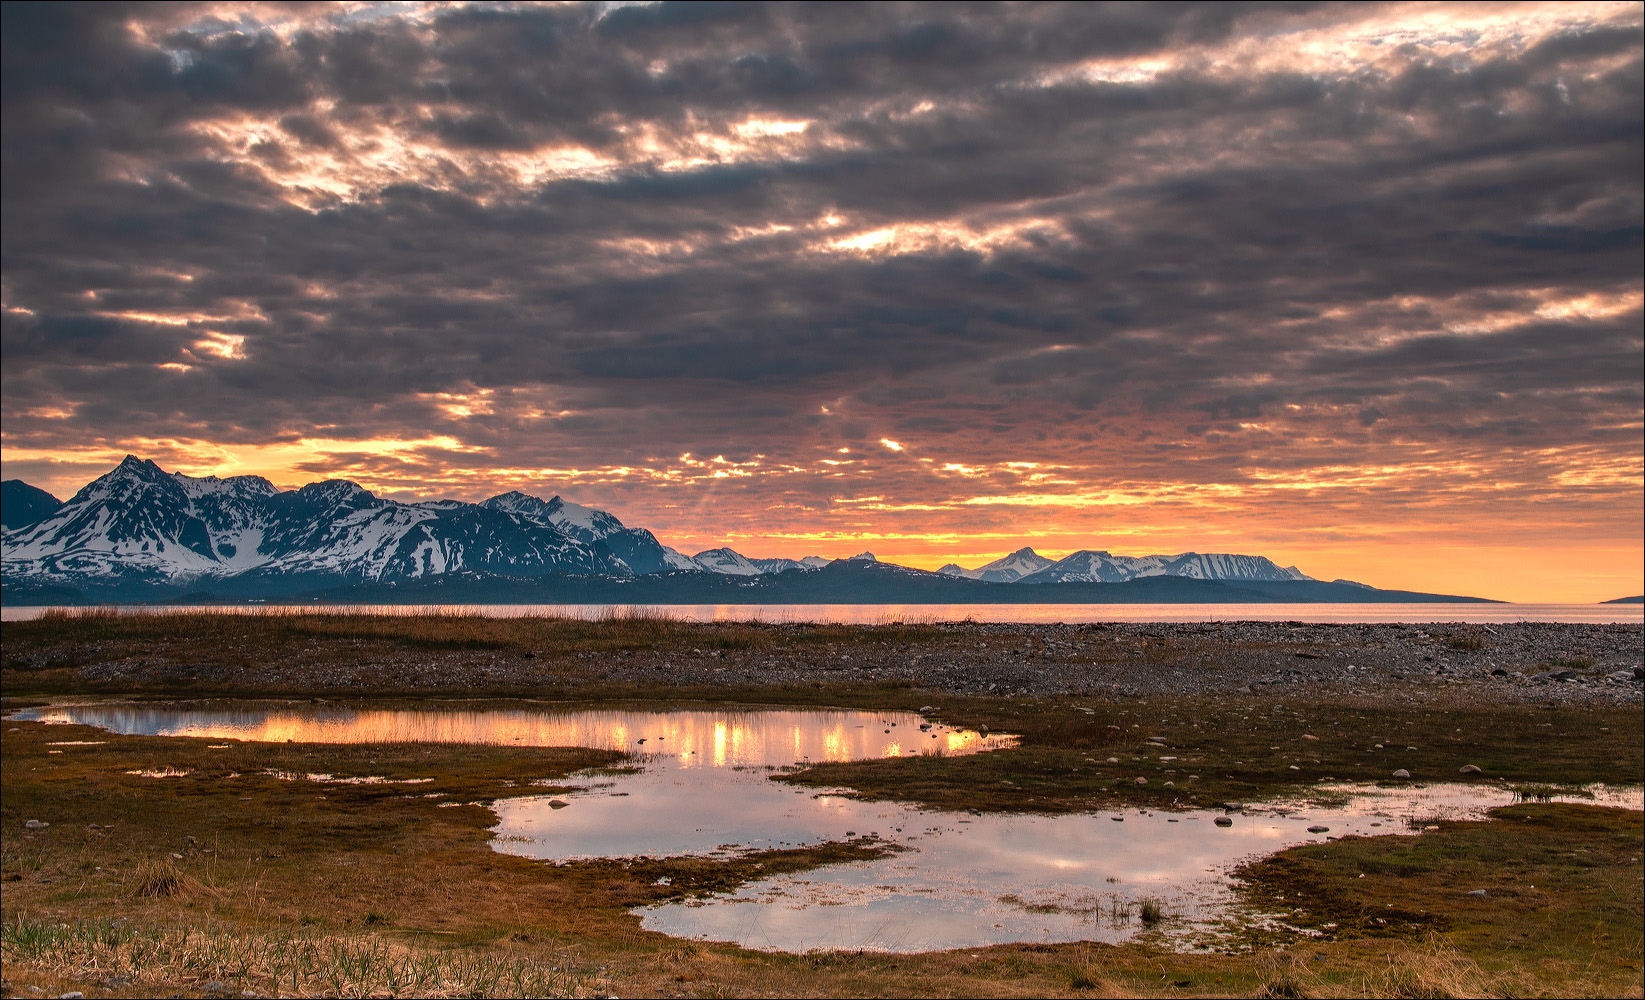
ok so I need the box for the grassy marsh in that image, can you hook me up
[2,611,1641,997]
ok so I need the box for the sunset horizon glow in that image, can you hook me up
[3,2,1641,604]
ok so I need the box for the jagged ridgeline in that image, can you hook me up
[1,458,1490,605]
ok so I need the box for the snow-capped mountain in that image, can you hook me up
[1016,550,1310,584]
[3,457,1328,602]
[649,547,830,576]
[479,491,673,574]
[938,547,1055,583]
[2,457,632,594]
[687,548,765,576]
[751,555,831,574]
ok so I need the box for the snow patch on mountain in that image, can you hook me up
[940,547,1055,582]
[690,548,764,576]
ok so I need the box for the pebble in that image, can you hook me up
[1392,769,1411,778]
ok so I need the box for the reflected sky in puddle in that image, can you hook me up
[19,701,1640,954]
[638,781,1642,952]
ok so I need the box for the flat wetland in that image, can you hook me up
[2,610,1641,997]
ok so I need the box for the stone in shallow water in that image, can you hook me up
[1214,816,1234,827]
[1308,825,1329,833]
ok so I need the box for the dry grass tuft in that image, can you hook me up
[1,914,598,999]
[132,861,185,898]
[1365,942,1508,998]
[1251,941,1515,999]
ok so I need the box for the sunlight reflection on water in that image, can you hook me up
[19,701,1640,953]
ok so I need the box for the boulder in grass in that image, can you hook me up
[1459,764,1483,775]
[1393,768,1411,779]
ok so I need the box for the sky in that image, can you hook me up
[1,1,1641,603]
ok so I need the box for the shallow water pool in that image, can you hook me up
[19,701,1639,953]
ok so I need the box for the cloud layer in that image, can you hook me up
[3,1,1641,600]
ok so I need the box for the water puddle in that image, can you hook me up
[12,702,996,761]
[17,701,1639,953]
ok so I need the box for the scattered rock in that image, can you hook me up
[1392,769,1411,779]
[1301,734,1319,741]
[1308,825,1329,833]
[1214,816,1233,827]
[1467,889,1487,897]
[1458,764,1483,775]
[23,820,48,830]
[1134,777,1148,786]
[1163,781,1175,788]
[548,799,569,809]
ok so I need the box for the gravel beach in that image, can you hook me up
[21,619,1641,706]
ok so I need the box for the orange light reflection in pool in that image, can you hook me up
[27,705,1011,769]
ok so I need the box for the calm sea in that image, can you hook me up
[1,602,1639,624]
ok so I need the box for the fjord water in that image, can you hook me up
[3,602,1640,623]
[21,701,1641,952]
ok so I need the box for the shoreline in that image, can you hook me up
[4,614,1639,707]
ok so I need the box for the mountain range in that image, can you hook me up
[1,457,1492,605]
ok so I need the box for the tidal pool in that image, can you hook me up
[19,701,1639,953]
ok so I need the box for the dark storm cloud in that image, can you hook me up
[1,1,1640,525]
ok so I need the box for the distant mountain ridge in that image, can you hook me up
[3,457,1487,604]
[939,546,1309,585]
